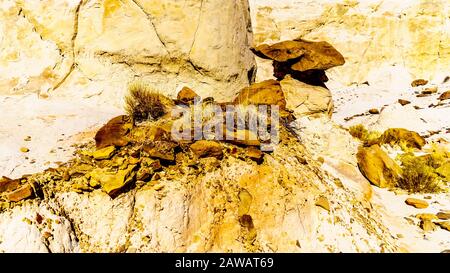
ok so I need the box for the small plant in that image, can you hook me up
[348,124,381,146]
[397,153,442,193]
[125,81,172,123]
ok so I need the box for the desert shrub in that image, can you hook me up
[348,124,381,146]
[349,124,367,140]
[125,81,172,123]
[397,152,442,193]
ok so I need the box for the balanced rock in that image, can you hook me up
[377,128,426,149]
[252,39,345,71]
[416,213,438,221]
[405,198,429,209]
[280,75,333,118]
[420,220,437,232]
[95,115,132,149]
[356,145,402,188]
[251,40,305,62]
[190,140,224,159]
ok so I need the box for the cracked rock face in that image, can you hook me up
[0,0,256,102]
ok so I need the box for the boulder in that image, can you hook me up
[411,79,428,87]
[245,147,264,163]
[0,177,20,194]
[233,80,286,109]
[6,183,34,202]
[315,196,331,212]
[436,211,450,221]
[95,116,132,149]
[251,39,345,71]
[251,40,305,62]
[369,108,380,115]
[190,141,224,159]
[415,213,438,221]
[177,87,199,105]
[405,198,429,209]
[142,141,178,161]
[422,87,438,95]
[280,75,333,118]
[90,165,138,197]
[398,99,411,106]
[438,91,450,101]
[356,145,402,188]
[436,221,450,232]
[92,146,116,160]
[377,128,426,149]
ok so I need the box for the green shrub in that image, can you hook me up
[348,124,381,146]
[397,153,442,193]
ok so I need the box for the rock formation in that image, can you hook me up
[249,0,450,87]
[0,0,256,102]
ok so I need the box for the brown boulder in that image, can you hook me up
[6,183,34,202]
[438,91,450,101]
[143,141,178,161]
[251,40,305,62]
[422,86,438,95]
[190,140,224,159]
[252,39,345,72]
[436,211,450,220]
[405,198,429,209]
[233,80,286,109]
[378,128,426,149]
[290,39,345,72]
[356,145,402,188]
[95,115,132,149]
[90,165,137,197]
[411,79,428,87]
[0,177,20,193]
[398,99,411,106]
[245,147,264,163]
[177,87,198,104]
[436,221,450,232]
[369,108,380,115]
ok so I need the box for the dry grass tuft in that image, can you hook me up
[348,124,381,146]
[125,81,172,123]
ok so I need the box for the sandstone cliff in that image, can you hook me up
[0,0,256,102]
